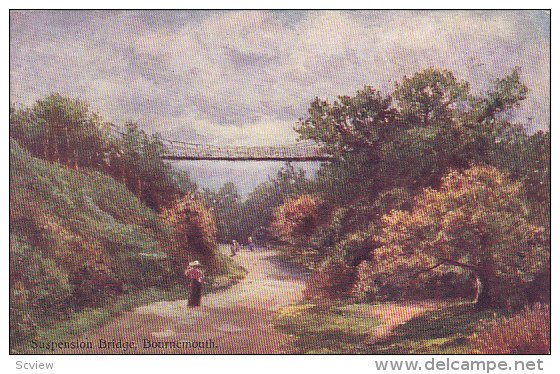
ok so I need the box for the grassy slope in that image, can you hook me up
[275,301,506,354]
[364,303,505,354]
[10,137,177,293]
[275,302,382,354]
[10,138,244,352]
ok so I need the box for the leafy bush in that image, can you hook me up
[161,194,218,272]
[10,236,74,341]
[304,258,356,301]
[271,194,325,245]
[356,166,548,308]
[470,304,550,354]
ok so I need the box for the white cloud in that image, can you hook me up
[10,9,550,147]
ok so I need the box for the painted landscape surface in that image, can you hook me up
[9,10,550,354]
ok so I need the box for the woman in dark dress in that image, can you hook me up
[185,261,204,307]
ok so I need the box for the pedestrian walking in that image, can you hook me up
[185,260,204,307]
[230,239,238,257]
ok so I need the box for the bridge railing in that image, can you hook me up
[161,139,328,160]
[105,124,328,160]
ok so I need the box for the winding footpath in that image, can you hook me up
[65,249,307,354]
[60,248,444,354]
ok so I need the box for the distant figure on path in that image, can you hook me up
[185,261,204,307]
[248,236,255,252]
[230,240,238,257]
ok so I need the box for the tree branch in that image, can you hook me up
[412,261,445,278]
[438,258,479,272]
[410,258,479,280]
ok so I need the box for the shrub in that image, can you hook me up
[271,194,325,246]
[10,236,74,340]
[470,304,550,354]
[161,194,218,272]
[354,259,474,302]
[304,258,356,301]
[334,225,376,266]
[359,166,547,308]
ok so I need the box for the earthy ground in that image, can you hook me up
[366,300,443,344]
[59,248,455,354]
[63,249,308,354]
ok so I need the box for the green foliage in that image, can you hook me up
[201,182,241,242]
[10,138,242,351]
[380,125,465,188]
[109,122,193,210]
[202,163,310,243]
[277,187,412,274]
[469,67,529,122]
[241,164,309,240]
[10,94,110,168]
[10,94,196,211]
[296,87,396,156]
[490,130,550,222]
[357,166,547,307]
[10,236,73,343]
[275,302,381,354]
[293,67,547,309]
[296,87,397,201]
[10,138,179,343]
[393,67,469,127]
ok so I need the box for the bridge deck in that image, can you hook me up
[161,141,330,162]
[109,124,329,161]
[161,155,331,161]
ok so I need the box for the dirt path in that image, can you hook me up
[64,249,307,354]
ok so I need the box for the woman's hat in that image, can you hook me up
[189,260,201,266]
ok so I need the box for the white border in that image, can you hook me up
[2,3,555,374]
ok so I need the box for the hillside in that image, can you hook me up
[10,138,191,345]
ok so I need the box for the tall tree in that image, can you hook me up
[202,182,242,242]
[393,67,469,127]
[361,165,546,308]
[113,122,186,211]
[10,93,109,168]
[296,87,397,200]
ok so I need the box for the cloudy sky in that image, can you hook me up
[10,10,550,194]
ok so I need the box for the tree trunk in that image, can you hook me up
[137,177,142,199]
[474,272,493,308]
[43,125,49,159]
[64,126,70,166]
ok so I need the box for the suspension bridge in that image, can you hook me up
[160,140,331,161]
[108,124,331,161]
